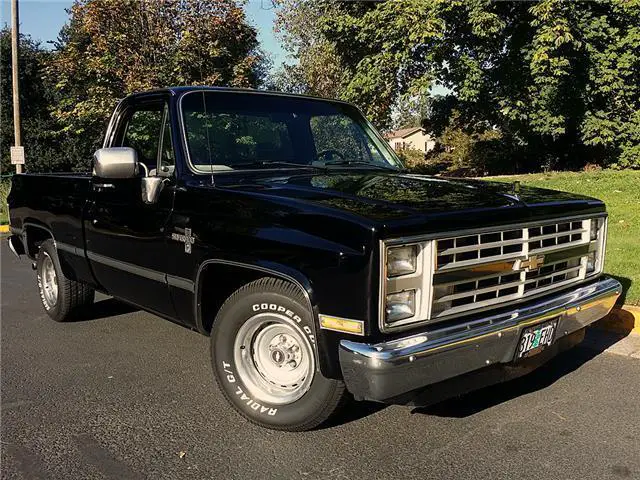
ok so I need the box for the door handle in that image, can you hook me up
[94,183,115,190]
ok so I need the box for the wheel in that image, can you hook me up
[211,277,348,431]
[36,239,95,322]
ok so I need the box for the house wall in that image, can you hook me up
[387,130,435,153]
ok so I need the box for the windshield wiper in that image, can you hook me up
[232,161,320,170]
[321,160,399,171]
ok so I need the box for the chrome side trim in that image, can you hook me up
[62,246,196,292]
[20,228,196,291]
[167,274,195,293]
[22,222,53,236]
[56,242,83,256]
[87,251,166,283]
[21,222,54,259]
[22,221,55,248]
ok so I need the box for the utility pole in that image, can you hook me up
[11,0,23,174]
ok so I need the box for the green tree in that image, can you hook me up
[48,0,266,169]
[271,0,346,97]
[279,0,640,170]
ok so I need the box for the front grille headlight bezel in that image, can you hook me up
[380,239,435,331]
[379,213,609,333]
[586,216,607,276]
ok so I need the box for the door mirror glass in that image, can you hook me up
[93,147,139,178]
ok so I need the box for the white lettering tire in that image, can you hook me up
[210,277,348,431]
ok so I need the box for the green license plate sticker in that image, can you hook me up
[516,319,558,359]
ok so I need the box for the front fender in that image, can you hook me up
[194,258,316,330]
[194,257,350,378]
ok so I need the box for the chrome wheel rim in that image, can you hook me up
[234,313,315,405]
[40,252,58,307]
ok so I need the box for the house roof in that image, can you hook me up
[385,127,423,139]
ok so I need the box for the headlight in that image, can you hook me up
[386,245,417,277]
[386,290,416,323]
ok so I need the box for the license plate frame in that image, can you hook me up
[515,318,558,360]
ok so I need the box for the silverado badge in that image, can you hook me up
[171,228,195,254]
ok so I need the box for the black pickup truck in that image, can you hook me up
[7,87,621,431]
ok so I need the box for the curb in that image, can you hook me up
[0,224,9,233]
[593,305,640,336]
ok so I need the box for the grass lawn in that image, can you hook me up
[486,170,640,305]
[0,179,9,225]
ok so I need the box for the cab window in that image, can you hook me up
[119,102,173,176]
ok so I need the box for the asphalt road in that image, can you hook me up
[2,241,640,480]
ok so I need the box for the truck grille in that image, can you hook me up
[430,219,591,319]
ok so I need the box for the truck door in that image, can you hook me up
[85,96,176,316]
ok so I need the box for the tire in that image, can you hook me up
[210,277,348,431]
[36,239,95,322]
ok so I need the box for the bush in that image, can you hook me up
[417,125,513,177]
[396,147,426,170]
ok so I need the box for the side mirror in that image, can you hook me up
[93,147,138,178]
[141,176,166,204]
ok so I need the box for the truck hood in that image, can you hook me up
[213,171,605,236]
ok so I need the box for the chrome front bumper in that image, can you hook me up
[339,276,621,402]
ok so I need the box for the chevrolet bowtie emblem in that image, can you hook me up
[520,254,545,270]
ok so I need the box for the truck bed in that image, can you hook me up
[8,173,92,250]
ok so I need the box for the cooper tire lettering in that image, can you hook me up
[251,302,315,345]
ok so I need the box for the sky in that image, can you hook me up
[0,0,289,65]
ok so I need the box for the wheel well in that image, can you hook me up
[197,263,315,335]
[24,225,53,259]
[198,264,266,334]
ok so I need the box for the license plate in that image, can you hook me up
[515,319,558,359]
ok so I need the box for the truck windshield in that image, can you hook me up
[180,91,404,173]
